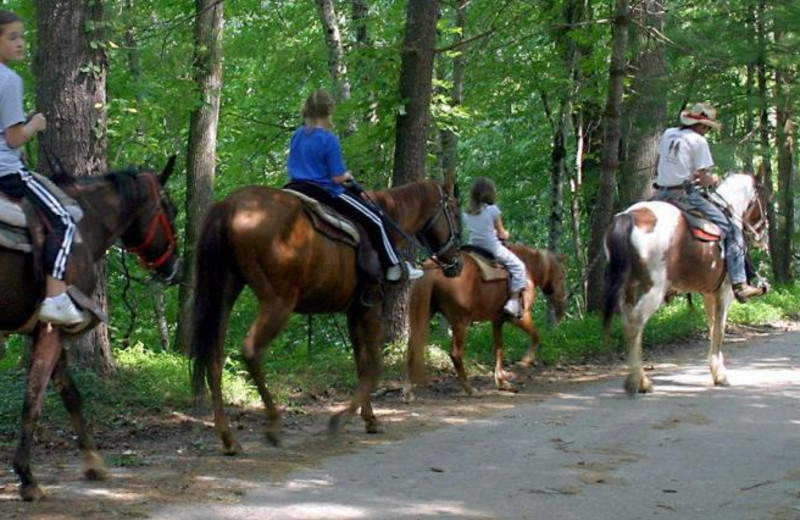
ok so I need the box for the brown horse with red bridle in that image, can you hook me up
[2,158,180,501]
[404,244,567,400]
[604,172,768,395]
[190,179,461,455]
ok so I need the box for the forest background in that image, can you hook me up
[1,0,800,421]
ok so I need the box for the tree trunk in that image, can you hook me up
[618,0,667,207]
[387,0,440,345]
[175,0,224,354]
[316,0,351,103]
[585,0,630,313]
[34,0,113,375]
[438,0,465,185]
[773,36,794,283]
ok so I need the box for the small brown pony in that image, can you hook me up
[190,179,461,455]
[604,172,768,395]
[2,158,180,501]
[404,244,567,401]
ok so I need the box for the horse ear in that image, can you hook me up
[159,155,177,185]
[444,173,456,196]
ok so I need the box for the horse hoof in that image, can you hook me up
[328,413,346,435]
[403,392,415,404]
[223,440,243,456]
[365,420,383,434]
[265,429,283,447]
[83,452,109,481]
[498,383,518,393]
[20,483,45,502]
[714,378,730,387]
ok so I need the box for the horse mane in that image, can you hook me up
[52,168,147,216]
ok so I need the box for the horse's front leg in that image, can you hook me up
[448,321,475,396]
[704,289,733,386]
[491,319,515,392]
[52,355,109,481]
[330,304,384,435]
[516,309,541,368]
[13,326,62,501]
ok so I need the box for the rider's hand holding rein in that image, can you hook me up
[695,168,720,188]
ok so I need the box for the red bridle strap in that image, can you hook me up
[126,174,176,270]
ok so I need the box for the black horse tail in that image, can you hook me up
[407,270,436,386]
[603,212,634,334]
[190,202,238,402]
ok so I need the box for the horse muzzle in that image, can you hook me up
[155,257,182,286]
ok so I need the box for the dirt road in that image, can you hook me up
[3,325,800,519]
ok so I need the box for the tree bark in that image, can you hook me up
[387,0,440,344]
[175,0,224,354]
[585,0,630,313]
[773,34,794,283]
[438,0,466,185]
[618,0,667,207]
[34,0,113,375]
[316,0,351,103]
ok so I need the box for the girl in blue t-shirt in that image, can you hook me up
[462,177,527,317]
[0,10,85,326]
[288,89,421,283]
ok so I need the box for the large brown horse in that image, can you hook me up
[604,172,768,395]
[2,158,180,501]
[404,244,567,401]
[190,179,461,454]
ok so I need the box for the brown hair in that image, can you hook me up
[0,11,22,34]
[302,89,334,130]
[466,177,497,215]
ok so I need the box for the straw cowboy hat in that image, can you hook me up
[680,102,721,131]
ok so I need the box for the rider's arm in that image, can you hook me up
[695,168,719,187]
[494,215,510,241]
[6,113,46,149]
[332,171,354,184]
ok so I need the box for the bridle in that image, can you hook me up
[741,189,769,249]
[415,184,461,273]
[125,173,178,271]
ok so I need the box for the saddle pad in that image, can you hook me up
[0,171,84,228]
[664,199,723,242]
[465,251,508,282]
[283,189,360,244]
[0,221,31,252]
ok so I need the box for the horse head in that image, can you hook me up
[118,156,181,285]
[715,172,769,251]
[544,253,568,323]
[414,178,462,277]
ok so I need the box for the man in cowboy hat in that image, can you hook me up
[653,102,766,302]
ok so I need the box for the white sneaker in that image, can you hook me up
[386,261,424,282]
[39,294,87,326]
[503,298,521,318]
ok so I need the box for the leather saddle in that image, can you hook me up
[461,245,508,282]
[663,199,723,242]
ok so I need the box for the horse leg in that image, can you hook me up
[13,326,62,501]
[517,311,541,368]
[207,349,242,455]
[491,319,515,392]
[242,305,292,446]
[622,287,665,396]
[448,321,475,396]
[52,355,109,481]
[704,289,734,386]
[330,304,384,435]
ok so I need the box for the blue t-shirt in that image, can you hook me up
[287,126,347,196]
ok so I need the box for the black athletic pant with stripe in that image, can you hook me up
[0,168,76,280]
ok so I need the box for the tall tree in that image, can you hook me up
[34,0,112,374]
[585,0,631,312]
[773,30,794,283]
[618,0,667,207]
[387,0,440,343]
[392,0,440,185]
[175,0,224,353]
[316,0,351,103]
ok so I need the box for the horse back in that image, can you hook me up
[425,255,509,323]
[219,187,359,311]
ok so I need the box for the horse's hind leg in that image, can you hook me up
[516,311,541,368]
[52,355,109,481]
[449,321,475,396]
[703,289,734,386]
[13,326,62,501]
[623,286,665,396]
[243,304,292,446]
[330,304,384,435]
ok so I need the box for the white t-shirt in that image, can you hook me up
[462,204,501,253]
[656,127,714,187]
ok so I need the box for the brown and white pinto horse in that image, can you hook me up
[404,244,567,400]
[604,172,768,395]
[3,158,180,501]
[190,179,461,455]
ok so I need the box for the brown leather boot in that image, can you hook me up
[733,282,766,303]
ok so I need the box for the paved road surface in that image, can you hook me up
[154,330,800,520]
